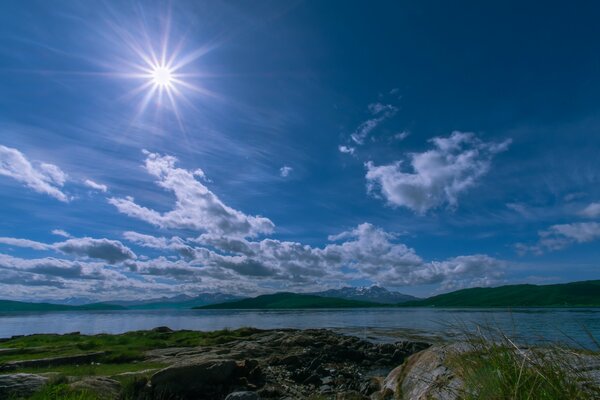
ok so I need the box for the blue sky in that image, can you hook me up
[0,0,599,301]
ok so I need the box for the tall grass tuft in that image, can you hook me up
[449,324,600,399]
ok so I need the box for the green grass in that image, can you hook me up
[196,292,386,309]
[10,383,100,400]
[0,327,260,372]
[400,280,600,307]
[446,326,600,399]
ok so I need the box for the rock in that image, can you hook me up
[0,373,48,398]
[336,390,369,399]
[150,359,237,398]
[225,391,260,400]
[380,343,467,400]
[70,377,121,399]
[152,326,173,333]
[0,351,106,371]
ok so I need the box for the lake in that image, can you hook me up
[1,308,599,349]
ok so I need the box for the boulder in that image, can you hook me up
[70,376,121,399]
[150,359,237,398]
[0,373,48,398]
[379,343,467,400]
[225,391,260,400]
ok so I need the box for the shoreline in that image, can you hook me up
[0,327,598,399]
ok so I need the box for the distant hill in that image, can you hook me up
[195,292,386,309]
[101,293,245,309]
[400,280,600,307]
[312,286,418,304]
[0,300,126,312]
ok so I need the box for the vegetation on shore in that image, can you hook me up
[400,280,600,307]
[194,292,384,309]
[0,328,260,372]
[446,325,600,399]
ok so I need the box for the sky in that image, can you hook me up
[0,0,599,302]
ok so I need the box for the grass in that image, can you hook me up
[445,325,600,399]
[0,327,260,367]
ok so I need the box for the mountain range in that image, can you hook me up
[2,280,599,311]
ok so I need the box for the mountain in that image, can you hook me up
[400,280,600,307]
[195,292,387,309]
[0,300,126,312]
[312,286,418,304]
[98,293,245,309]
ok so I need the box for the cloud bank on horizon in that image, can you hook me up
[0,1,599,301]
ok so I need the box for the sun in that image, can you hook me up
[151,65,173,89]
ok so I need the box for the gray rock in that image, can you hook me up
[70,376,121,400]
[225,391,260,400]
[0,373,48,398]
[150,359,237,397]
[0,351,106,371]
[380,343,468,400]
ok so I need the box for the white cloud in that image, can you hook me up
[580,202,600,218]
[279,165,293,177]
[350,103,398,145]
[123,231,195,260]
[517,222,600,254]
[109,151,274,238]
[365,132,511,214]
[51,229,72,238]
[84,179,108,192]
[393,131,410,141]
[0,236,136,264]
[338,145,356,155]
[0,145,68,201]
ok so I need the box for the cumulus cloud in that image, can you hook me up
[109,151,274,238]
[84,179,108,192]
[190,223,507,288]
[365,132,511,214]
[0,236,136,264]
[0,145,68,201]
[350,103,398,145]
[580,202,600,218]
[516,222,600,254]
[279,165,293,177]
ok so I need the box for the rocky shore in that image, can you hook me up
[0,327,598,399]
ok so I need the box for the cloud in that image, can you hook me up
[51,229,72,238]
[109,151,274,238]
[279,165,293,177]
[350,103,398,145]
[84,179,108,192]
[365,132,511,214]
[123,231,195,260]
[516,222,600,254]
[338,145,356,155]
[55,238,136,264]
[0,145,68,201]
[580,202,600,218]
[190,223,507,288]
[393,131,410,141]
[0,236,136,264]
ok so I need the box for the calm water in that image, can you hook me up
[1,308,599,348]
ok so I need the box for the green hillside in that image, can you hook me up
[401,280,600,307]
[0,300,125,312]
[195,292,385,309]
